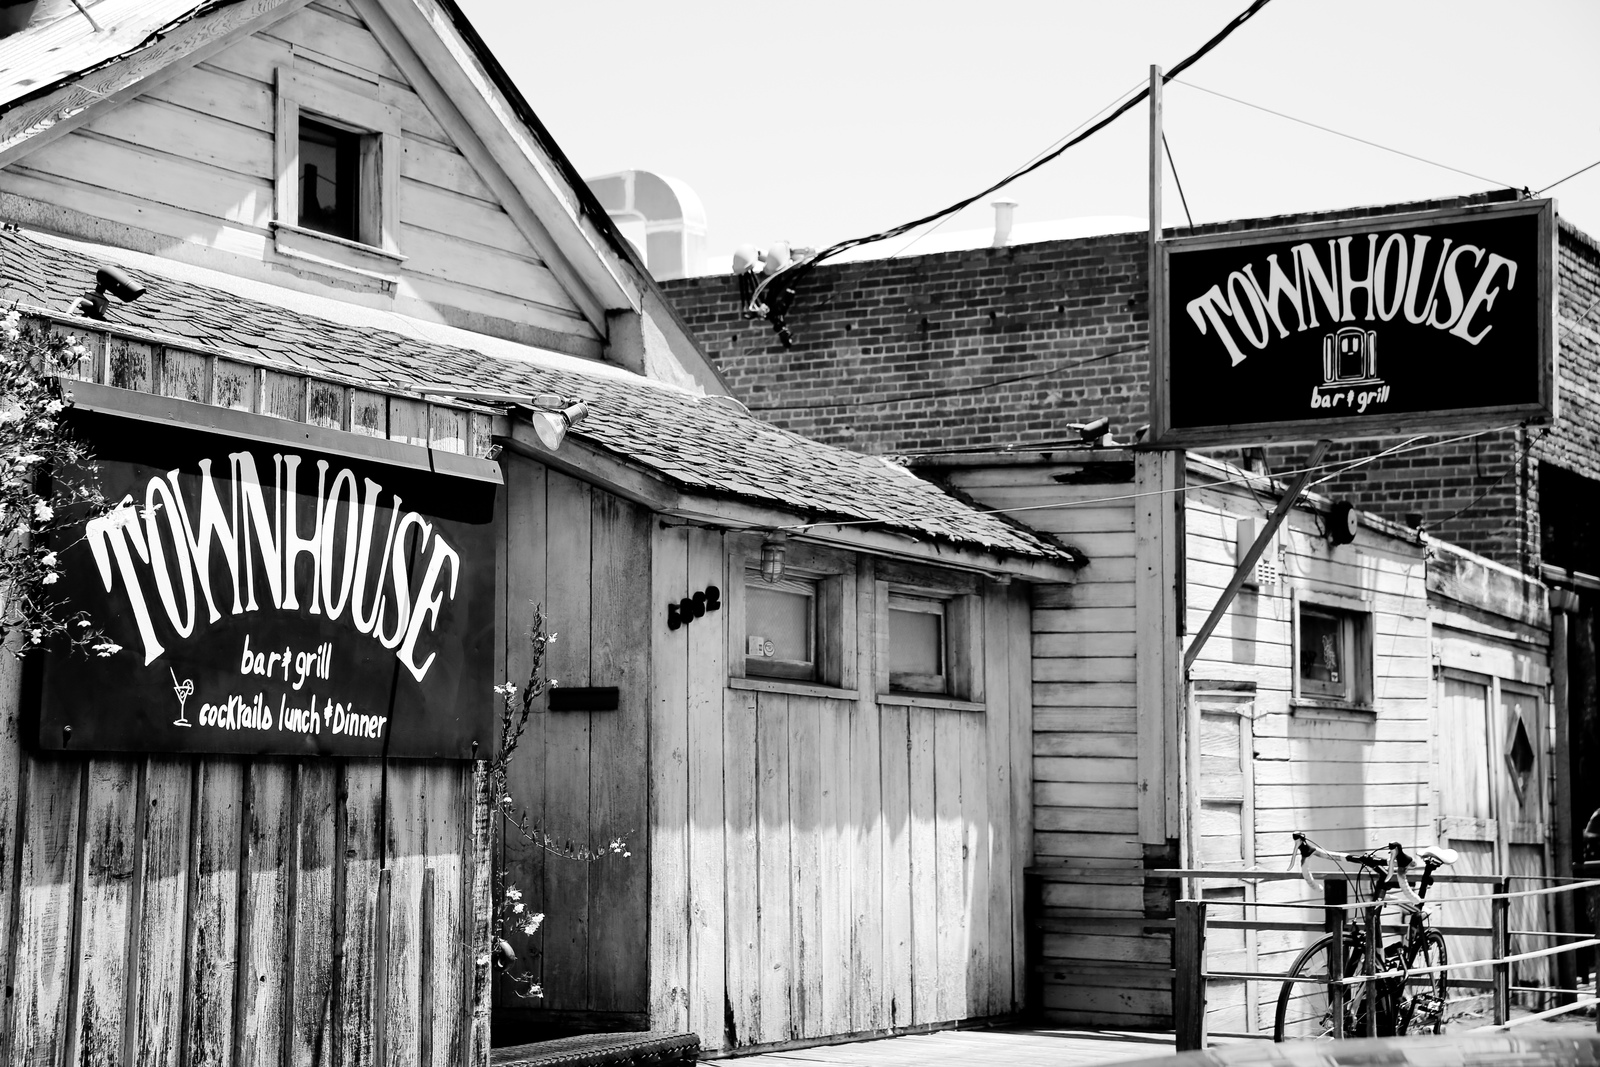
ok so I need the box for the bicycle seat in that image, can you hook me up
[1415,844,1459,866]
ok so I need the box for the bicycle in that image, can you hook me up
[1272,833,1459,1042]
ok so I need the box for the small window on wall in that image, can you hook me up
[745,576,818,681]
[298,117,365,242]
[889,594,946,694]
[1294,596,1373,710]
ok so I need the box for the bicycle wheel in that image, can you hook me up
[1273,934,1371,1042]
[1397,928,1448,1035]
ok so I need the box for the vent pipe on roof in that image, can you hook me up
[991,198,1018,248]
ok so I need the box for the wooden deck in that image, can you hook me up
[705,1028,1183,1067]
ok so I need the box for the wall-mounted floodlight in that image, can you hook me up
[69,265,145,320]
[529,393,589,451]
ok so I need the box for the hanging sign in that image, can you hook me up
[1151,199,1556,447]
[33,408,498,759]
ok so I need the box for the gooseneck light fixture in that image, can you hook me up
[759,532,788,584]
[68,265,146,320]
[529,393,589,452]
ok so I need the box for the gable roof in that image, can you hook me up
[0,224,1079,569]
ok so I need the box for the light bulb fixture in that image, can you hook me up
[528,393,589,452]
[68,265,145,320]
[1327,501,1360,546]
[759,532,787,584]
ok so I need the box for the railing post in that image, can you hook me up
[1364,902,1382,1037]
[1491,878,1510,1027]
[1174,899,1207,1052]
[1325,878,1347,1040]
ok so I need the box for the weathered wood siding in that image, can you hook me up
[940,461,1163,1029]
[496,461,652,1034]
[0,347,493,1066]
[649,525,1032,1052]
[0,0,597,346]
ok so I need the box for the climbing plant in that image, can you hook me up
[0,309,112,656]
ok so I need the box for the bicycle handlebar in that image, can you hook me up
[1289,833,1448,909]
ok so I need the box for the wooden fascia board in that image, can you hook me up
[365,0,641,316]
[350,0,609,336]
[500,422,1079,583]
[0,0,313,170]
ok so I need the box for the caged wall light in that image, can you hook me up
[759,532,787,584]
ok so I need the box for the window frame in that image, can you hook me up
[726,537,855,696]
[743,574,820,682]
[273,68,405,283]
[887,593,948,695]
[875,564,984,707]
[1290,588,1374,714]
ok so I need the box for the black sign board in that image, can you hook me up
[34,407,498,759]
[1152,200,1556,447]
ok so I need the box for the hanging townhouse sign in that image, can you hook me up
[31,399,498,759]
[1150,199,1556,447]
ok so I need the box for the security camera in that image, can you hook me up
[68,264,146,320]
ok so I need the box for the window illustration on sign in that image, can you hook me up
[33,411,497,759]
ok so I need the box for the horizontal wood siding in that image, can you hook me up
[941,465,1153,1029]
[0,1,596,343]
[650,527,1031,1050]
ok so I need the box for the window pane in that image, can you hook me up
[300,117,361,241]
[1300,610,1343,692]
[890,607,942,675]
[747,583,812,665]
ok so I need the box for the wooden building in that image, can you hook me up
[0,2,1082,1061]
[916,447,1555,1034]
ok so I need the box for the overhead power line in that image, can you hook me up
[1171,78,1519,190]
[1537,157,1600,196]
[745,0,1277,337]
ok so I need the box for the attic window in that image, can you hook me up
[298,117,365,243]
[273,68,404,282]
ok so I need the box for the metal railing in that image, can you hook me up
[1158,867,1600,1051]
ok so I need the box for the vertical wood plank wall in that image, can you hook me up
[649,526,1033,1052]
[0,0,598,346]
[941,462,1164,1028]
[496,463,652,1033]
[0,390,491,1066]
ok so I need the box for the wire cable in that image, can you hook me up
[1433,426,1549,529]
[1536,157,1600,197]
[746,0,1276,316]
[1172,78,1519,190]
[1163,133,1195,228]
[746,344,1141,412]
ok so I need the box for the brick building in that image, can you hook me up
[661,190,1599,579]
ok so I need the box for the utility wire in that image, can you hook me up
[1537,157,1600,197]
[746,344,1141,412]
[1163,133,1195,228]
[747,0,1276,314]
[1434,426,1550,529]
[1172,78,1519,190]
[885,77,1149,261]
[783,426,1511,532]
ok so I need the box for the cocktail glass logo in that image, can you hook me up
[1311,326,1390,413]
[171,666,194,727]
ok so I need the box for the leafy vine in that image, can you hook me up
[0,309,112,656]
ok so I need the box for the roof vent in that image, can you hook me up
[991,198,1018,248]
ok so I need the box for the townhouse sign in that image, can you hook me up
[34,407,497,759]
[1151,200,1556,447]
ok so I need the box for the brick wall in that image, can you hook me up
[663,193,1600,573]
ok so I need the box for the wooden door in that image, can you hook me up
[1499,686,1550,998]
[1189,686,1259,1036]
[1437,674,1497,988]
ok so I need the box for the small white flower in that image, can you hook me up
[92,640,122,657]
[505,887,522,901]
[41,572,57,585]
[33,501,52,523]
[475,953,491,967]
[40,552,56,567]
[512,902,525,914]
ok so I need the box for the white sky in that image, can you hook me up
[457,1,1600,261]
